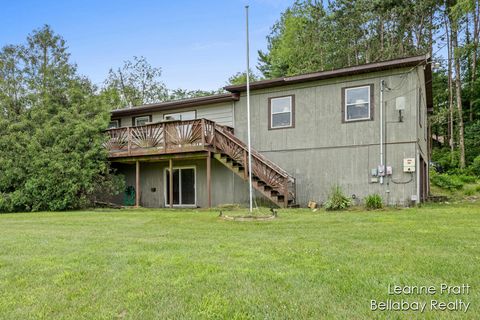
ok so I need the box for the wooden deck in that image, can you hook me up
[105,119,219,158]
[104,119,296,208]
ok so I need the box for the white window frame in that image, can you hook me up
[108,120,120,129]
[344,85,371,122]
[134,115,151,126]
[270,96,293,129]
[163,110,196,121]
[163,166,197,207]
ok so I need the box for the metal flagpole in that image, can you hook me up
[245,5,253,213]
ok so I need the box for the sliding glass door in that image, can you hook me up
[165,167,196,206]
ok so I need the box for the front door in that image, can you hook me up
[165,167,196,206]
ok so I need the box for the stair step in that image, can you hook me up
[288,203,300,208]
[213,151,295,208]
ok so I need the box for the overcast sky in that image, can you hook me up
[1,0,293,91]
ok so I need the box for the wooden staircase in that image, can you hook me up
[211,125,296,208]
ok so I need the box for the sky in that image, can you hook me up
[0,0,293,91]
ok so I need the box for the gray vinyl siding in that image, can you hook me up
[113,159,255,208]
[232,66,428,206]
[111,65,430,207]
[114,102,233,128]
[196,103,234,127]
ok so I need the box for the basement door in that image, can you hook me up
[164,167,196,206]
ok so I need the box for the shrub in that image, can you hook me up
[431,148,460,172]
[464,188,475,196]
[365,194,383,210]
[470,155,480,176]
[430,173,464,191]
[456,174,477,184]
[324,186,351,211]
[465,120,480,164]
[446,167,469,175]
[476,185,480,192]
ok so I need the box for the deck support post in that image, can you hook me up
[169,159,173,208]
[207,151,212,208]
[135,160,140,207]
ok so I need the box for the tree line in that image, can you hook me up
[1,0,479,212]
[0,26,125,211]
[256,0,480,172]
[0,25,230,212]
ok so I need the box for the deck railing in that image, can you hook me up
[105,119,217,157]
[212,125,296,204]
[105,119,296,204]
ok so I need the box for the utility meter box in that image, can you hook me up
[403,158,416,172]
[386,166,393,175]
[377,165,385,177]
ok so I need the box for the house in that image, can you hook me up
[106,54,432,208]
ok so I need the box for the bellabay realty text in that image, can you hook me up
[371,284,471,313]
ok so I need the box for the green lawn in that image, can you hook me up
[0,204,479,319]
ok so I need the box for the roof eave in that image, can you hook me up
[111,93,239,117]
[224,55,430,93]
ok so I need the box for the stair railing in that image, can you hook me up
[210,122,295,206]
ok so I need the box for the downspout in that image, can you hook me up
[232,100,236,201]
[380,80,385,184]
[415,69,421,205]
[415,68,421,205]
[416,148,421,204]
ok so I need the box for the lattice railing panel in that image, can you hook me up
[104,128,128,151]
[131,124,164,149]
[204,119,216,145]
[215,132,245,163]
[165,120,203,148]
[251,161,286,191]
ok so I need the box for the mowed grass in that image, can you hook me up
[0,204,479,319]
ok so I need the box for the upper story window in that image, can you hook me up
[342,85,373,122]
[269,95,295,129]
[164,110,196,121]
[133,115,152,126]
[108,119,120,129]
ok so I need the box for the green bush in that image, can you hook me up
[456,174,477,184]
[470,156,480,176]
[476,185,480,192]
[430,172,464,191]
[447,168,468,175]
[364,194,383,210]
[431,148,460,172]
[465,120,480,164]
[324,186,351,211]
[464,188,475,196]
